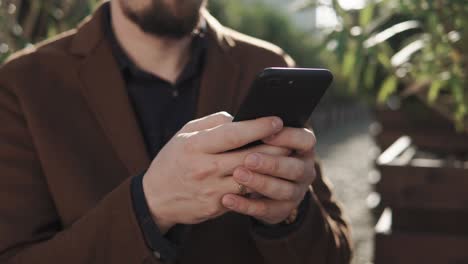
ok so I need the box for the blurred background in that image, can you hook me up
[1,0,467,263]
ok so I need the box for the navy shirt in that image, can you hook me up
[106,21,205,159]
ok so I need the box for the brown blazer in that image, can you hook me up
[0,3,351,264]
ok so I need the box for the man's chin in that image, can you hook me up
[142,29,193,40]
[129,12,201,39]
[137,18,200,39]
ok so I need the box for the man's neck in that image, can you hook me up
[110,1,192,84]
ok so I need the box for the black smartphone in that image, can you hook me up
[233,67,333,128]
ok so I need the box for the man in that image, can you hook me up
[0,0,351,263]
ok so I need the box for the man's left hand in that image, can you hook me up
[222,127,317,225]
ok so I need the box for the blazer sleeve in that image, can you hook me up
[0,72,160,264]
[251,163,352,264]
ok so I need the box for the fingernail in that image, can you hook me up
[245,154,260,168]
[235,168,251,183]
[272,118,283,130]
[223,196,236,208]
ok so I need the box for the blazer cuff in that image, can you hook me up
[251,191,312,239]
[251,188,337,264]
[130,172,179,263]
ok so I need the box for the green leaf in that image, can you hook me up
[451,79,464,103]
[427,80,444,103]
[391,38,426,67]
[350,54,363,93]
[364,21,421,48]
[360,3,375,27]
[47,26,57,39]
[342,47,356,78]
[377,76,398,103]
[364,60,377,90]
[336,32,348,62]
[377,53,392,69]
[454,104,467,131]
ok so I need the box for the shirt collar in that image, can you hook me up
[102,4,207,85]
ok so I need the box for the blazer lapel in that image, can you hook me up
[196,11,241,118]
[69,4,241,177]
[72,4,150,176]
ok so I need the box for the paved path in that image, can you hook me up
[314,111,377,264]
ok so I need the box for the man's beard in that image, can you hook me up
[121,0,204,39]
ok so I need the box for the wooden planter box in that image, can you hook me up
[376,136,468,211]
[392,208,468,236]
[374,209,468,264]
[372,98,468,154]
[373,127,468,154]
[374,136,468,235]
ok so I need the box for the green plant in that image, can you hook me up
[0,0,99,62]
[300,0,468,129]
[395,0,468,129]
[208,0,324,68]
[301,0,424,97]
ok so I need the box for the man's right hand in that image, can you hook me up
[142,112,285,233]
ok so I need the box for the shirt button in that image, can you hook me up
[153,251,161,259]
[172,90,179,97]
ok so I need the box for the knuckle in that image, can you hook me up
[253,174,267,191]
[181,123,192,132]
[208,159,220,174]
[283,185,297,201]
[272,158,280,173]
[237,199,248,213]
[216,111,234,122]
[285,188,296,201]
[181,121,196,132]
[211,113,232,125]
[203,204,220,219]
[192,161,217,180]
[295,162,306,181]
[183,138,198,153]
[223,129,242,147]
[191,170,205,181]
[184,120,194,126]
[255,203,268,217]
[264,157,279,173]
[246,203,256,215]
[246,202,257,216]
[200,186,217,197]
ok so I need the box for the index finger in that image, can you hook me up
[194,116,283,153]
[263,127,316,153]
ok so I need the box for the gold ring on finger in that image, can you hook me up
[237,183,247,196]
